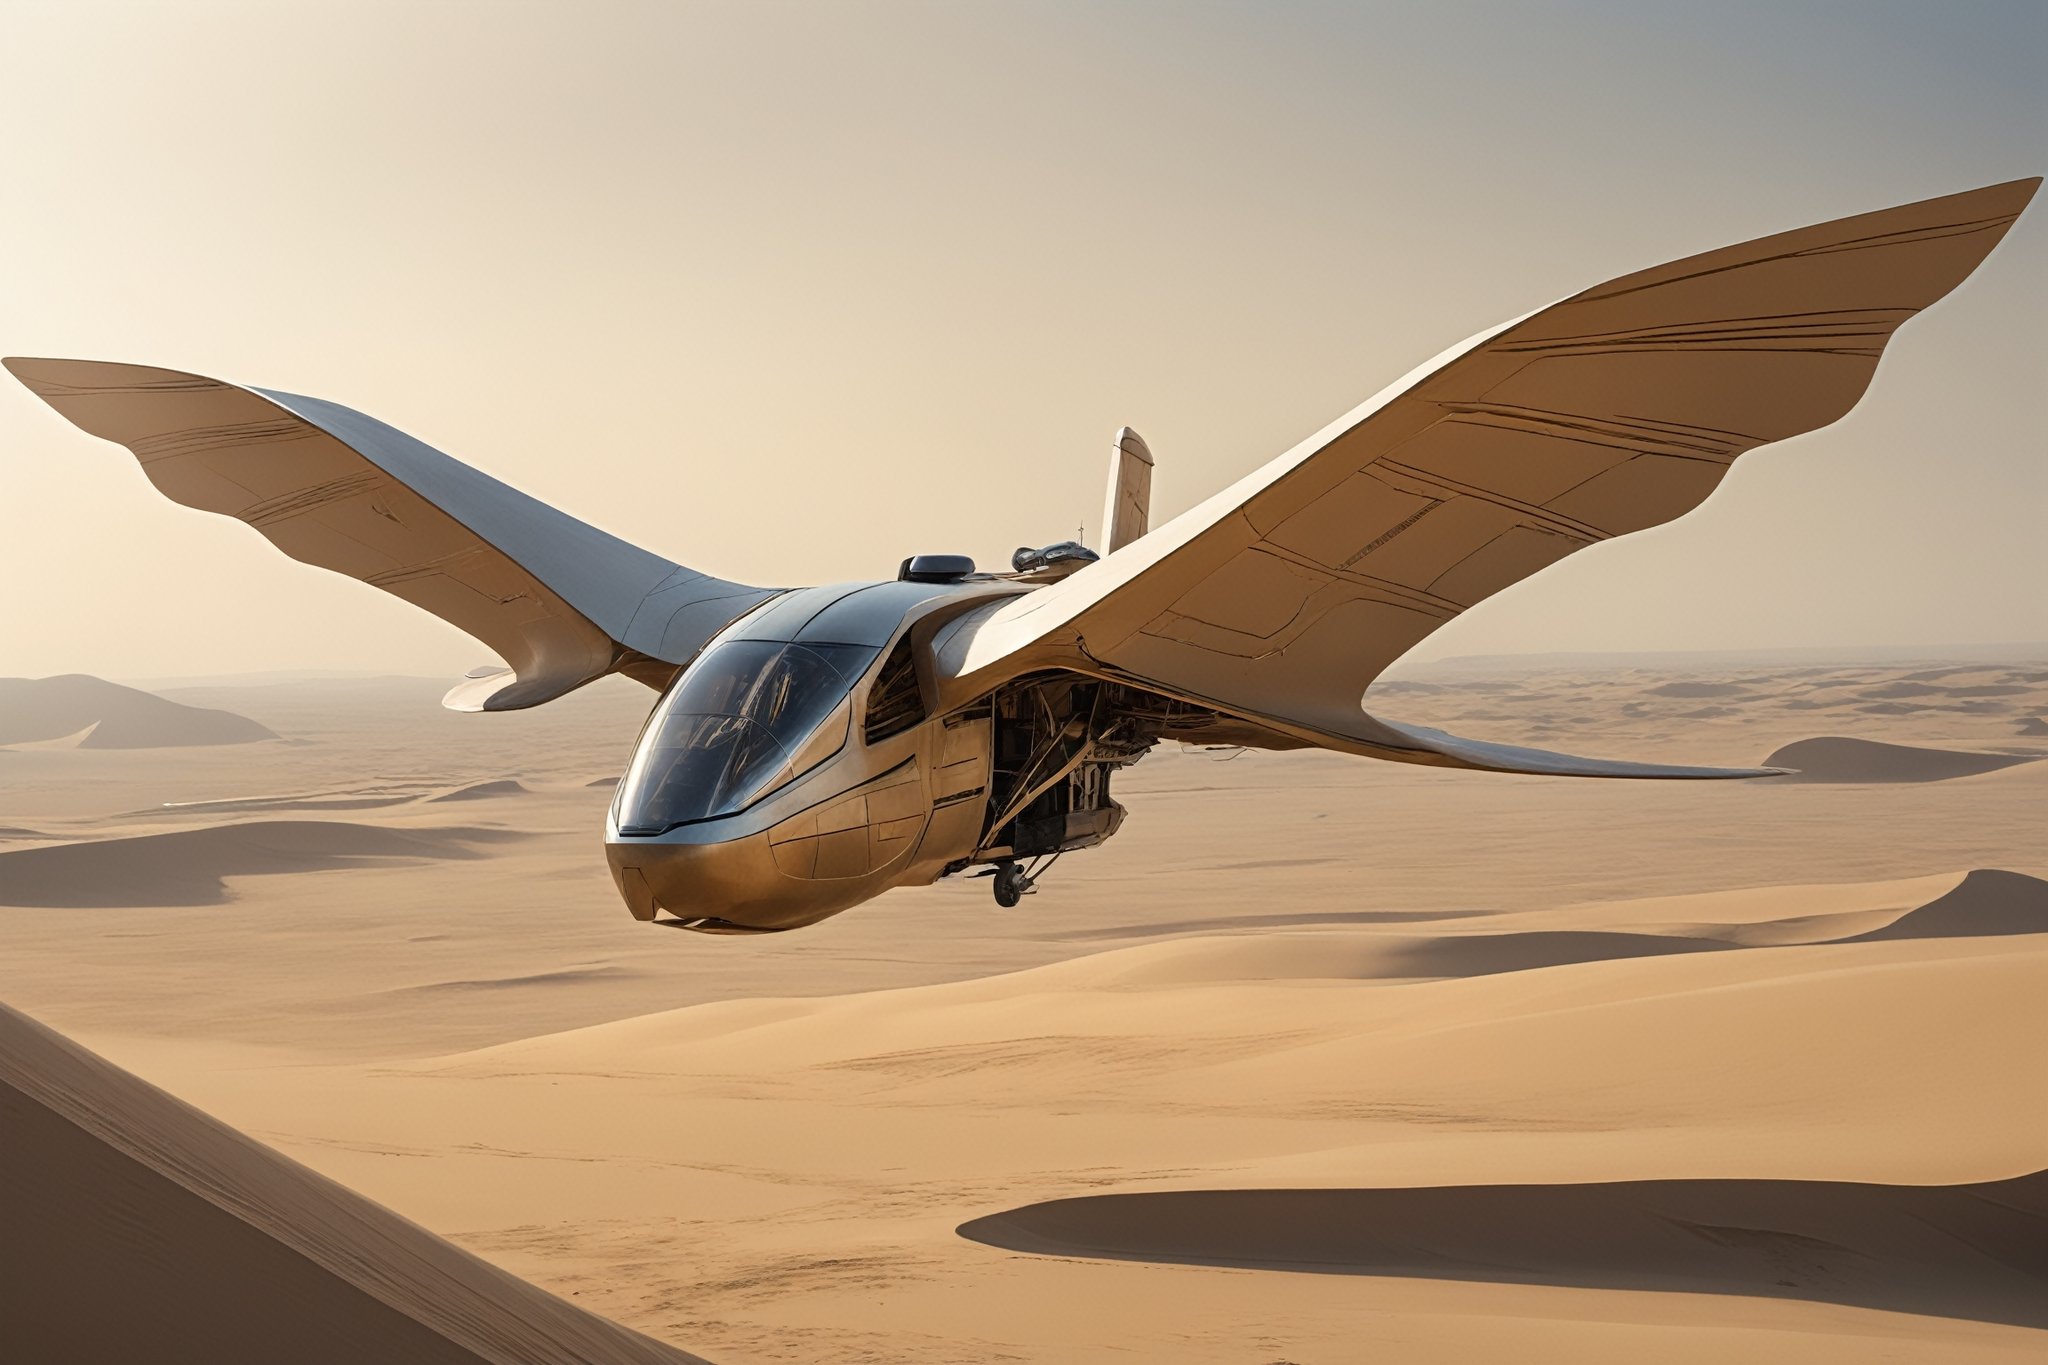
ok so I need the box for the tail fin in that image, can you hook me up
[1100,427,1154,553]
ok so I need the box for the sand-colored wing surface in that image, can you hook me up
[0,999,707,1365]
[1101,426,1155,553]
[6,359,775,710]
[948,178,2039,746]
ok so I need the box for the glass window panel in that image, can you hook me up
[616,641,877,833]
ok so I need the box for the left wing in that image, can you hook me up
[941,178,2039,754]
[7,359,776,709]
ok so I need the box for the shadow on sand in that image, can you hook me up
[960,1173,2048,1328]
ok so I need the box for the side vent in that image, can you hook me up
[864,635,925,743]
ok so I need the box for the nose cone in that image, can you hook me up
[605,827,875,933]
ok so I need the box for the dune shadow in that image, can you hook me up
[1761,736,2040,783]
[426,779,532,803]
[0,821,529,908]
[1838,869,2048,942]
[1054,908,1493,941]
[961,1174,2048,1329]
[1377,930,1728,977]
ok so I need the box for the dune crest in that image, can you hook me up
[428,778,533,802]
[959,1174,2048,1328]
[902,870,2048,987]
[0,820,525,907]
[1840,869,2048,942]
[1762,736,2040,782]
[0,1000,704,1365]
[0,675,275,749]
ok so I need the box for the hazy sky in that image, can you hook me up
[2,0,2043,682]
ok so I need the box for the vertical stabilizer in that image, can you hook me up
[1101,427,1154,553]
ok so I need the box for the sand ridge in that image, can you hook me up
[0,675,275,749]
[430,778,536,803]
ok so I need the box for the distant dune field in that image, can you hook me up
[0,661,2042,1363]
[0,675,275,749]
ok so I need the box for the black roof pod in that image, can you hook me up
[898,553,977,583]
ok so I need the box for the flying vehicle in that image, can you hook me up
[9,178,2037,932]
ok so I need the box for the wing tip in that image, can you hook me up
[3,356,227,400]
[441,665,603,712]
[3,355,57,386]
[1934,173,2041,225]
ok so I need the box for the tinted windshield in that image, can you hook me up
[615,641,877,833]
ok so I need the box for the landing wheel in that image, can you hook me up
[992,861,1028,908]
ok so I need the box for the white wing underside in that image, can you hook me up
[941,178,2038,774]
[5,359,775,710]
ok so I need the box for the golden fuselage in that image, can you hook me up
[603,578,1027,933]
[604,702,995,932]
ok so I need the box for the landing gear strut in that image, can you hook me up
[989,852,1061,908]
[992,860,1029,908]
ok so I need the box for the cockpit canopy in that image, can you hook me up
[613,578,975,837]
[615,639,876,834]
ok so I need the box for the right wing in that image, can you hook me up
[6,359,776,710]
[942,178,2038,745]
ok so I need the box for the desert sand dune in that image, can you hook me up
[150,785,425,815]
[1055,905,1489,940]
[1559,870,2048,948]
[2017,717,2048,736]
[438,915,2045,1154]
[276,905,2038,1364]
[387,964,643,995]
[1839,869,2048,942]
[958,1172,2048,1328]
[1377,926,1728,975]
[1860,681,1951,699]
[0,820,524,907]
[429,778,534,802]
[0,675,275,749]
[969,924,1728,985]
[0,1000,704,1365]
[1762,736,2041,782]
[1027,872,2048,980]
[3,664,2046,1363]
[141,778,539,816]
[1647,681,1754,698]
